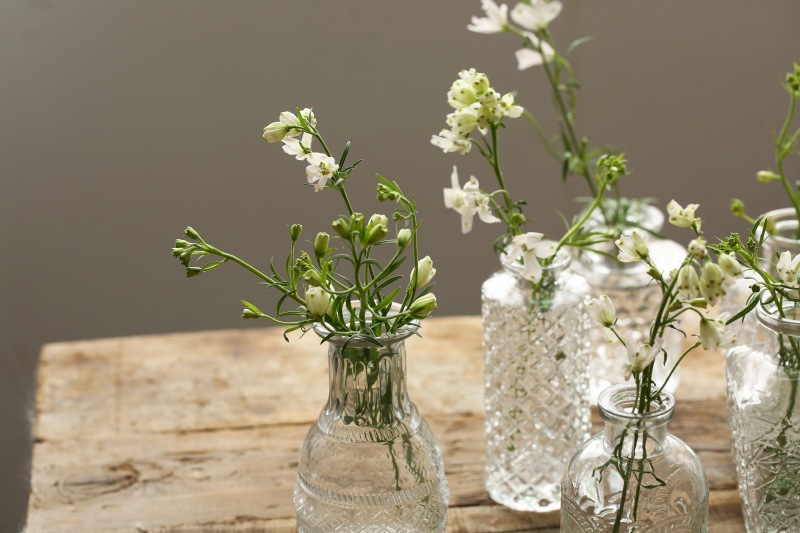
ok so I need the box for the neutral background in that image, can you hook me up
[2,1,799,530]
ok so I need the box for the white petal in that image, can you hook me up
[534,240,558,259]
[515,48,544,70]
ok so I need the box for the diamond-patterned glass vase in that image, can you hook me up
[573,204,684,400]
[481,249,591,511]
[561,384,709,532]
[294,325,449,532]
[726,299,800,532]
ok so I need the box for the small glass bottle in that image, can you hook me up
[482,249,591,511]
[561,383,709,532]
[726,297,800,532]
[294,324,449,532]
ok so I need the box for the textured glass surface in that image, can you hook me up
[573,205,684,400]
[294,333,449,532]
[561,385,709,532]
[726,337,800,531]
[481,255,591,511]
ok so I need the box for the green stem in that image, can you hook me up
[215,250,304,305]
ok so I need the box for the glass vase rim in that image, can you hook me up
[762,207,800,246]
[584,201,665,234]
[312,302,420,347]
[500,247,571,277]
[597,383,675,428]
[756,293,800,336]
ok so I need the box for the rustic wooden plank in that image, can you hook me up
[27,316,745,531]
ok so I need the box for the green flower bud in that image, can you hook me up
[688,298,708,308]
[184,226,200,240]
[174,239,191,249]
[366,224,388,245]
[377,183,400,202]
[409,293,437,318]
[730,198,745,217]
[508,212,526,228]
[242,308,262,319]
[412,256,436,288]
[290,224,303,242]
[314,232,330,259]
[294,251,313,273]
[262,121,290,143]
[186,266,203,278]
[350,212,364,236]
[332,217,351,239]
[305,287,331,318]
[718,252,743,279]
[757,170,780,183]
[303,269,324,287]
[397,228,412,248]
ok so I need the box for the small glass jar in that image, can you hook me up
[573,205,684,399]
[294,324,449,532]
[726,298,800,532]
[481,249,592,511]
[561,383,709,532]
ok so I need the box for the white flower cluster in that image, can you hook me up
[502,231,557,283]
[431,69,523,156]
[262,108,339,192]
[468,0,559,70]
[443,166,500,234]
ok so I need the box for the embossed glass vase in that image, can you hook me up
[294,324,449,532]
[573,205,684,399]
[726,298,800,532]
[561,383,709,532]
[481,249,591,511]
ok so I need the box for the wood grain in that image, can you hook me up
[26,316,744,532]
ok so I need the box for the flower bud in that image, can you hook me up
[397,228,412,248]
[589,295,616,327]
[412,256,436,288]
[688,298,708,308]
[676,265,700,299]
[242,308,262,319]
[730,198,745,217]
[303,269,324,287]
[409,293,437,318]
[377,183,400,202]
[349,213,364,236]
[757,170,781,183]
[718,252,743,279]
[305,287,331,318]
[332,217,351,239]
[313,232,330,259]
[289,224,303,242]
[184,226,201,240]
[687,237,707,259]
[263,121,290,142]
[366,224,388,245]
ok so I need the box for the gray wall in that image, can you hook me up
[2,0,798,529]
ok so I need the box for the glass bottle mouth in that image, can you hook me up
[501,247,571,277]
[598,383,675,429]
[762,207,800,252]
[312,301,420,347]
[756,295,800,337]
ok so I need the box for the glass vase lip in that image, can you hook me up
[756,294,800,337]
[597,383,675,429]
[585,201,665,235]
[500,247,571,277]
[312,301,420,348]
[762,207,800,248]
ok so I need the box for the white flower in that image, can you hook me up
[510,0,562,31]
[431,129,472,155]
[458,68,490,95]
[263,108,316,142]
[498,92,524,118]
[676,265,700,300]
[616,230,649,263]
[305,287,331,317]
[281,133,314,160]
[305,152,339,192]
[718,252,743,285]
[409,293,437,317]
[699,312,735,350]
[623,337,662,380]
[412,256,436,288]
[699,262,726,306]
[447,79,480,109]
[468,0,509,34]
[503,232,558,283]
[443,166,500,233]
[589,295,617,342]
[667,200,701,229]
[776,251,800,287]
[687,237,707,260]
[515,32,556,70]
[446,105,481,136]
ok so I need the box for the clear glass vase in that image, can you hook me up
[481,249,592,511]
[561,383,709,532]
[573,204,684,399]
[725,207,800,347]
[294,325,449,532]
[725,298,800,532]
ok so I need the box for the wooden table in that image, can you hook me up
[26,316,744,532]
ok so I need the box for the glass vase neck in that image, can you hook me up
[598,383,674,456]
[762,207,800,259]
[500,247,572,279]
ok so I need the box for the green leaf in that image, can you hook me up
[374,287,401,312]
[339,141,351,168]
[727,297,759,325]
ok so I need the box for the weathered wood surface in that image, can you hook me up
[27,316,743,532]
